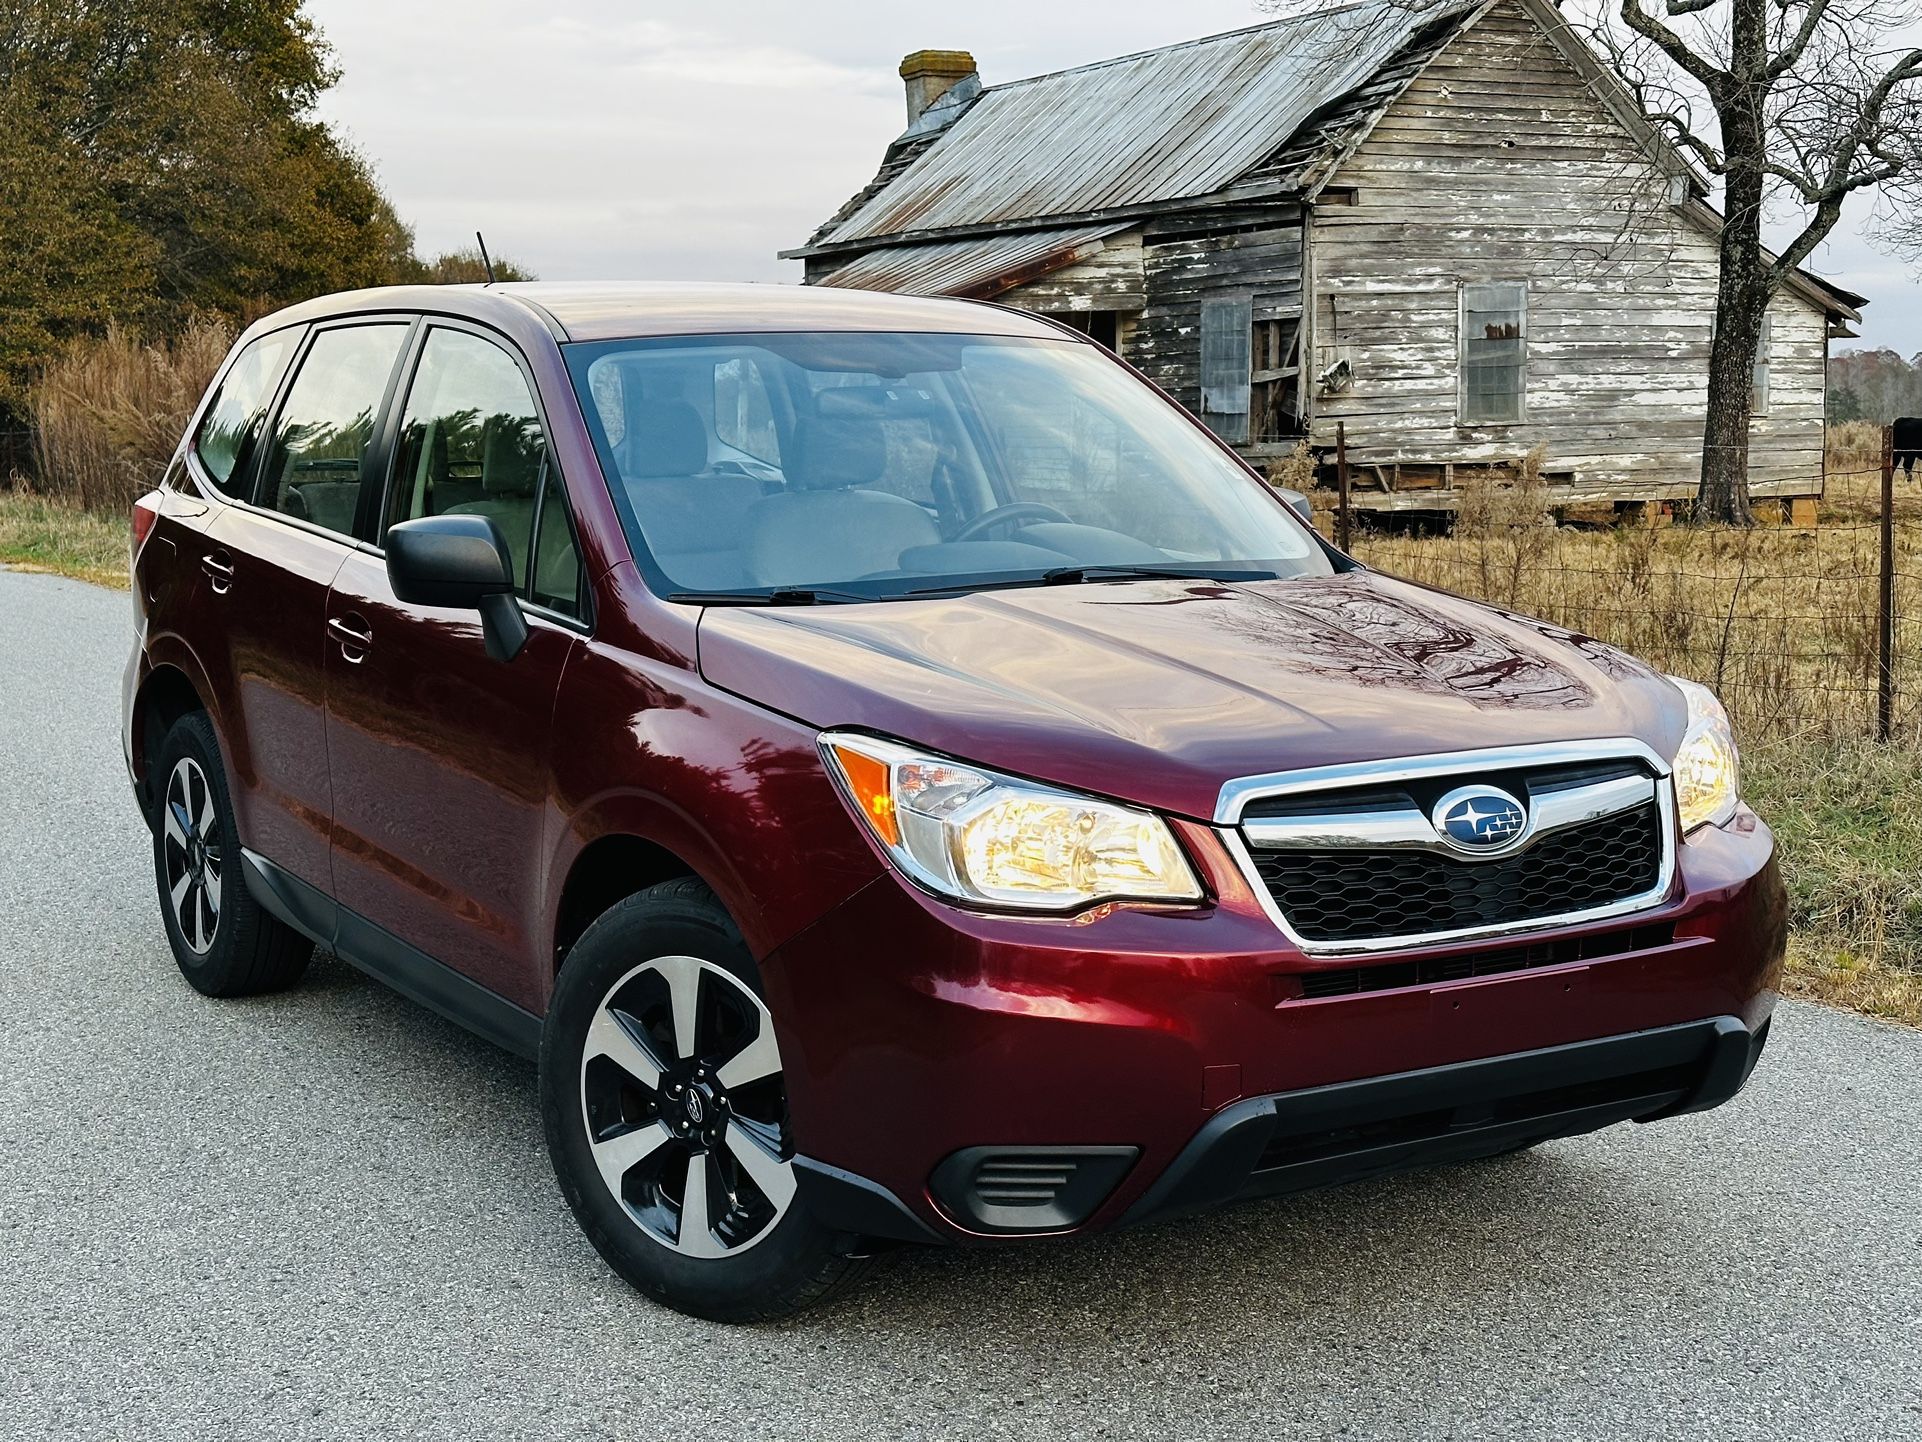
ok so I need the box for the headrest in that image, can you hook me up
[626,400,709,478]
[481,414,544,497]
[785,414,887,492]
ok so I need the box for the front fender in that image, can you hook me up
[545,637,884,967]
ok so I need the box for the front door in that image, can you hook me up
[323,323,588,1012]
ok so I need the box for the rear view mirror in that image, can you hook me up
[385,514,528,662]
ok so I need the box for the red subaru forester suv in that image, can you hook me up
[124,283,1782,1320]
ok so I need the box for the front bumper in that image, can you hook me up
[766,810,1785,1248]
[1117,1013,1767,1230]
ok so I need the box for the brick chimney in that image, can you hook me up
[900,49,978,126]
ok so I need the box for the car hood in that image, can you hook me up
[695,571,1686,821]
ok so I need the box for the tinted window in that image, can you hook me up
[389,327,580,613]
[192,330,299,495]
[260,324,409,537]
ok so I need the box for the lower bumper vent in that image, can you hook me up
[929,1145,1138,1234]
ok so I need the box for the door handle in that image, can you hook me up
[201,550,234,595]
[327,614,373,663]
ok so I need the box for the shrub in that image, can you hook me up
[28,320,232,512]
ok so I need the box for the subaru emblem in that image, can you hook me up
[1431,785,1528,855]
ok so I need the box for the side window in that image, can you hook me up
[191,329,299,496]
[714,357,778,463]
[259,324,409,537]
[1752,314,1772,416]
[530,464,584,617]
[390,327,581,612]
[1460,282,1527,424]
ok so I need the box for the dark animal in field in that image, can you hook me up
[1895,417,1922,477]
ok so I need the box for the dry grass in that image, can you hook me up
[1349,489,1922,746]
[1747,741,1922,1026]
[31,319,232,513]
[0,489,131,587]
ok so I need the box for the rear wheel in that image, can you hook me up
[539,878,863,1321]
[151,712,311,996]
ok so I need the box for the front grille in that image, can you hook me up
[1286,922,1675,1000]
[1249,800,1664,945]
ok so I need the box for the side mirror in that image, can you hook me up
[385,514,528,663]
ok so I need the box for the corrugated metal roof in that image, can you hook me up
[813,224,1127,297]
[820,0,1479,248]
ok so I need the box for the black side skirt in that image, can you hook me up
[240,847,542,1059]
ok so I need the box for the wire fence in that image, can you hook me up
[1330,427,1920,747]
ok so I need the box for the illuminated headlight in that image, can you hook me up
[820,732,1202,911]
[1667,676,1740,832]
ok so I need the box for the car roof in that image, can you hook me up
[249,281,1070,345]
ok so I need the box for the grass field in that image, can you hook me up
[0,490,131,588]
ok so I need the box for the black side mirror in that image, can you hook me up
[385,514,528,663]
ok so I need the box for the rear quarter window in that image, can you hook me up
[191,329,300,496]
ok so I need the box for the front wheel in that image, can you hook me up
[538,878,863,1322]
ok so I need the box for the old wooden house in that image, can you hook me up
[784,0,1864,520]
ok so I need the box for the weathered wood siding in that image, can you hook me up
[1126,221,1304,417]
[997,230,1147,313]
[1309,0,1829,501]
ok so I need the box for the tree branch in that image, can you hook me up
[1764,0,1835,80]
[1618,0,1727,89]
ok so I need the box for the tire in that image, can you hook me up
[539,877,865,1322]
[151,711,311,997]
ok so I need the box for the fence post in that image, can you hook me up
[1335,421,1353,552]
[1879,423,1896,743]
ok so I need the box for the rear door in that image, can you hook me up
[323,322,587,1013]
[199,318,412,893]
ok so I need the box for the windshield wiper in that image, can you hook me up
[1039,565,1280,586]
[663,587,881,607]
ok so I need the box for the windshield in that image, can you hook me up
[565,331,1330,601]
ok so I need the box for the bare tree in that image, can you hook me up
[1579,1,1922,522]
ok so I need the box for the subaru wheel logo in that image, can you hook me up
[1432,785,1528,855]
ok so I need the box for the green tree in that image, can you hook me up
[0,0,418,422]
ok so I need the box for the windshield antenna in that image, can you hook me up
[475,230,498,286]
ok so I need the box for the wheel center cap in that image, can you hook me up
[682,1086,708,1127]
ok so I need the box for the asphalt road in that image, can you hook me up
[3,565,1920,1441]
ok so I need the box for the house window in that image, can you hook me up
[1251,316,1301,443]
[1050,309,1120,351]
[1459,282,1527,424]
[1199,295,1253,444]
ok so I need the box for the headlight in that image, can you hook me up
[1667,676,1740,832]
[820,732,1203,911]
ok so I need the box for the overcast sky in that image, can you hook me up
[309,0,1918,352]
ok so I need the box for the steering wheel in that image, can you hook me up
[951,502,1074,543]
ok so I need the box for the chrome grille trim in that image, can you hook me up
[1242,772,1655,854]
[1218,739,1678,957]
